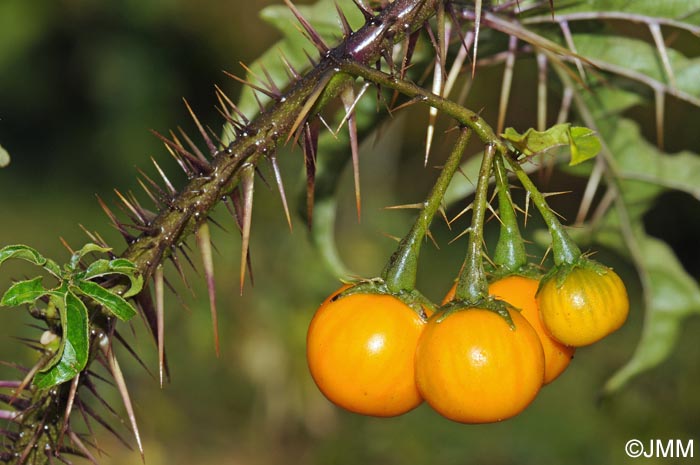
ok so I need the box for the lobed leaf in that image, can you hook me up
[502,123,601,164]
[0,276,47,307]
[568,126,602,166]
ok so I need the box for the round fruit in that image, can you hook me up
[537,265,629,347]
[489,276,574,384]
[306,288,425,417]
[415,307,545,423]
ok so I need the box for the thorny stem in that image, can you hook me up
[382,127,472,292]
[7,1,443,463]
[455,144,496,301]
[504,153,581,266]
[338,60,508,154]
[492,153,527,272]
[121,0,440,283]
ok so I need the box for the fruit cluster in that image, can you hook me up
[305,130,629,423]
[306,264,628,423]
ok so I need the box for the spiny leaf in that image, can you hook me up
[502,123,601,165]
[73,280,137,322]
[34,291,89,389]
[0,277,48,307]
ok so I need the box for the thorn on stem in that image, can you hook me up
[196,224,220,357]
[239,165,255,295]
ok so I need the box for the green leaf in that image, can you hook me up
[0,244,61,277]
[34,291,89,388]
[39,297,66,370]
[608,119,700,205]
[550,0,700,26]
[568,127,602,166]
[74,280,137,321]
[0,276,47,306]
[602,234,700,394]
[571,34,700,100]
[0,244,47,267]
[567,118,700,218]
[0,143,9,168]
[502,123,601,164]
[69,243,112,271]
[82,258,143,298]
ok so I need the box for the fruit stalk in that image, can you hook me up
[504,154,581,265]
[455,143,497,301]
[383,128,472,292]
[492,153,527,272]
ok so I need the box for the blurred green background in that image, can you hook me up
[1,1,699,464]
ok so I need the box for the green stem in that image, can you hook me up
[382,128,472,292]
[455,144,497,302]
[504,153,581,265]
[493,153,527,271]
[338,60,507,154]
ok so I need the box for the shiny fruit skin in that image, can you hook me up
[489,276,575,384]
[415,308,545,423]
[537,266,629,347]
[306,289,425,417]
